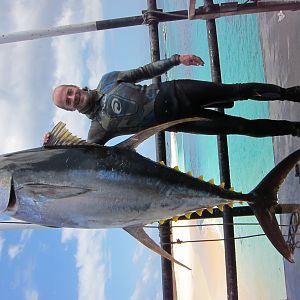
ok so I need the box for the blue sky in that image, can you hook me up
[0,1,163,299]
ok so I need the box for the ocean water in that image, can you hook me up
[158,0,286,299]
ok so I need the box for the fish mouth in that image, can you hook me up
[7,182,17,211]
[0,174,14,213]
[0,179,17,213]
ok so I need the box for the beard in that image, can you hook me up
[77,89,102,117]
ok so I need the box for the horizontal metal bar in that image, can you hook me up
[192,1,300,20]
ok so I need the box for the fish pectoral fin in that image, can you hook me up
[24,183,91,199]
[123,225,191,270]
[116,117,210,150]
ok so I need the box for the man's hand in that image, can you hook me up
[179,54,204,66]
[43,132,51,145]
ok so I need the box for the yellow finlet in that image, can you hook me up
[208,179,215,185]
[185,212,193,219]
[159,161,165,165]
[172,216,179,222]
[198,176,204,181]
[229,186,234,191]
[207,207,214,214]
[227,202,234,208]
[220,182,225,188]
[196,209,203,217]
[173,165,180,171]
[159,219,166,225]
[217,204,224,212]
[186,171,193,176]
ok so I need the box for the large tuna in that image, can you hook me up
[0,118,298,268]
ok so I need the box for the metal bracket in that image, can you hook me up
[286,211,300,254]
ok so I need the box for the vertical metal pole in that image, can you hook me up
[204,0,238,299]
[146,1,174,300]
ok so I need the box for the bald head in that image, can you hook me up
[52,84,90,111]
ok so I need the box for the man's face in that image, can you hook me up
[53,85,90,111]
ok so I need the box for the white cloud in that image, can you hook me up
[130,227,162,300]
[21,229,33,241]
[0,1,63,152]
[19,262,39,300]
[0,235,4,257]
[131,254,162,300]
[8,243,24,259]
[25,288,39,300]
[61,228,109,300]
[8,229,33,259]
[132,243,144,264]
[0,0,107,153]
[51,0,106,139]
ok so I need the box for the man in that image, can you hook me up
[51,54,300,145]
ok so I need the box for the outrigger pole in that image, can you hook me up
[1,1,300,44]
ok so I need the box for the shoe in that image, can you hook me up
[285,86,300,102]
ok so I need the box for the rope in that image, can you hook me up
[145,222,294,229]
[162,233,300,246]
[169,233,266,245]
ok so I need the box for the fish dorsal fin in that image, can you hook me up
[116,117,209,150]
[44,122,97,147]
[124,225,191,270]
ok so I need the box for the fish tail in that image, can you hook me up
[248,149,300,263]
